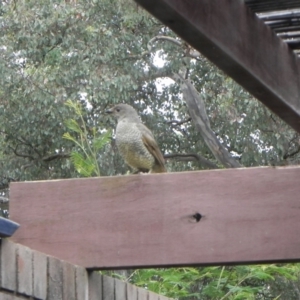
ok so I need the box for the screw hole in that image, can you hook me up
[193,213,202,222]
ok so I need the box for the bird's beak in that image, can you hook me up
[105,108,113,114]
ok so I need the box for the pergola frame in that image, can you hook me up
[7,1,300,269]
[134,0,300,133]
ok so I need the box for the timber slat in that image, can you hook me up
[9,167,300,269]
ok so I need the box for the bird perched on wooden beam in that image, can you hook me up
[106,104,167,173]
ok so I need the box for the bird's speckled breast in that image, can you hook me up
[116,120,154,170]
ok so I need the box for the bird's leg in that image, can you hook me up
[132,168,150,175]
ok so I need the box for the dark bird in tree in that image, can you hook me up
[106,104,167,173]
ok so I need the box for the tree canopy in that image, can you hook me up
[1,0,300,298]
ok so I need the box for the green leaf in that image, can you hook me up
[70,151,95,177]
[64,119,82,134]
[62,132,76,143]
[65,100,82,115]
[93,130,111,150]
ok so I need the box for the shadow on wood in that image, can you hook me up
[9,167,300,269]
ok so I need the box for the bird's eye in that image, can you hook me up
[116,108,120,112]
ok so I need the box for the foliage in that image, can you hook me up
[63,100,110,177]
[0,0,300,299]
[1,0,299,180]
[130,265,300,300]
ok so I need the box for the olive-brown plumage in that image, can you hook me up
[106,104,166,173]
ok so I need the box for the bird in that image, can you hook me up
[106,104,167,173]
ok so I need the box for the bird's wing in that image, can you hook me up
[137,123,166,169]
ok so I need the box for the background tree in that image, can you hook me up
[1,0,300,298]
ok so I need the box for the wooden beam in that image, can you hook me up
[134,0,300,133]
[9,167,300,269]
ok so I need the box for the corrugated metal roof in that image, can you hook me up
[245,0,300,53]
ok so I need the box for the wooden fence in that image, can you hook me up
[0,239,172,300]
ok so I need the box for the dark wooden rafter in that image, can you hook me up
[254,6,300,49]
[9,167,300,269]
[134,0,300,133]
[245,0,300,13]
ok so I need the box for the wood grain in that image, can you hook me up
[48,257,63,300]
[88,272,103,300]
[1,239,17,291]
[9,167,300,268]
[17,245,32,296]
[33,251,47,300]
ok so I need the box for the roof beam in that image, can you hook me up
[9,167,300,269]
[134,0,300,132]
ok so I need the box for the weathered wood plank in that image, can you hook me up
[75,266,89,300]
[103,276,114,300]
[115,280,126,300]
[62,262,76,300]
[48,257,63,300]
[133,0,300,132]
[148,291,159,300]
[1,239,17,291]
[138,288,149,300]
[0,293,27,300]
[17,245,32,296]
[33,251,47,300]
[9,167,300,268]
[88,272,103,300]
[127,283,138,300]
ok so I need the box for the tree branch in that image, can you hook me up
[142,67,241,168]
[142,38,239,168]
[172,73,241,168]
[9,145,35,160]
[4,132,43,159]
[21,163,35,170]
[167,117,191,126]
[6,130,70,163]
[42,153,71,162]
[147,35,201,59]
[283,145,300,160]
[0,176,17,190]
[147,35,182,51]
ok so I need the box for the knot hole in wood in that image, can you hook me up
[192,212,202,222]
